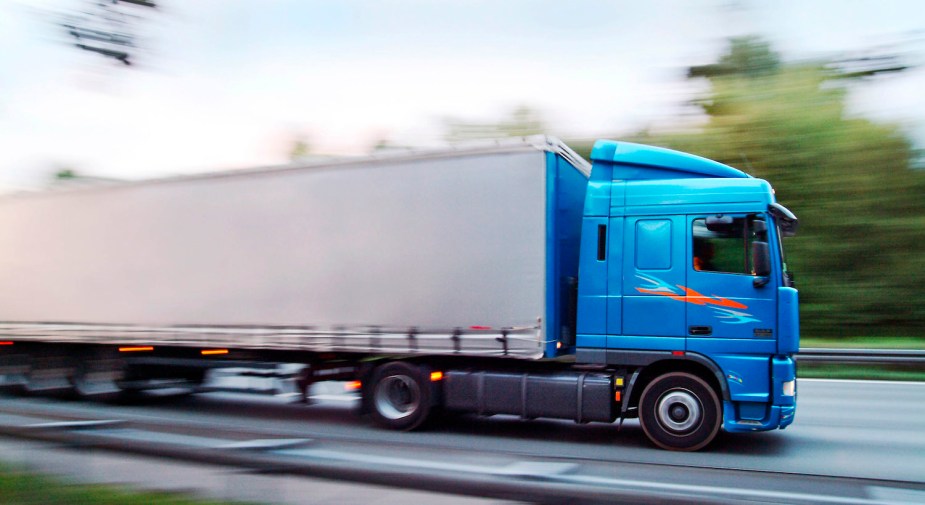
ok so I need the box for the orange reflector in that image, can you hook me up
[119,346,154,352]
[430,371,444,382]
[615,391,622,402]
[345,381,362,391]
[672,351,685,356]
[0,341,13,346]
[201,349,229,356]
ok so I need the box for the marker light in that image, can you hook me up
[119,346,153,352]
[782,380,796,397]
[0,341,13,346]
[345,381,362,391]
[430,371,444,382]
[201,349,229,355]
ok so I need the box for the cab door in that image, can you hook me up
[617,215,687,350]
[685,214,776,342]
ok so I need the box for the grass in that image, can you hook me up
[0,464,256,505]
[798,363,925,382]
[800,336,925,349]
[798,336,925,381]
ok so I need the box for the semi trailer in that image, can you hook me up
[0,136,798,451]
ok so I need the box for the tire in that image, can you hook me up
[72,356,128,401]
[368,362,432,431]
[23,354,76,397]
[639,372,721,451]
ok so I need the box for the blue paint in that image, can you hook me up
[605,334,685,351]
[544,151,590,357]
[635,219,672,270]
[591,140,749,179]
[778,287,800,354]
[572,140,799,433]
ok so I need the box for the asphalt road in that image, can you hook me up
[0,380,925,503]
[1,378,923,486]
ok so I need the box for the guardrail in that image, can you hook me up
[797,348,925,365]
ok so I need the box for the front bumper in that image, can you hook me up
[722,355,797,433]
[723,403,795,433]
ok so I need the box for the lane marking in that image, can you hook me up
[799,378,925,387]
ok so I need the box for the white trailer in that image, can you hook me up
[0,138,588,360]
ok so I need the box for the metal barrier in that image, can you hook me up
[797,348,925,365]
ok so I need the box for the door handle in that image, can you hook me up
[689,325,712,336]
[597,224,607,261]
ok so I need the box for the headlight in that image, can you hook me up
[782,379,796,397]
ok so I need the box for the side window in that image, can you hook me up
[692,216,766,274]
[636,219,672,270]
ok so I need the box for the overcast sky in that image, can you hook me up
[1,0,923,190]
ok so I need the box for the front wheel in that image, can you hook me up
[367,362,433,431]
[638,372,721,451]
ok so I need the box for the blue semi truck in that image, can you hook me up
[0,136,797,451]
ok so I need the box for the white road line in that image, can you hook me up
[800,378,925,387]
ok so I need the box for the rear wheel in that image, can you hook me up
[639,372,721,451]
[24,354,76,397]
[72,353,129,401]
[368,362,432,431]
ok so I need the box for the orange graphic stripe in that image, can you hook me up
[636,285,748,310]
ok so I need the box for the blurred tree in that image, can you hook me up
[289,138,313,161]
[688,35,781,79]
[623,37,924,338]
[444,105,546,141]
[54,169,78,180]
[61,0,157,66]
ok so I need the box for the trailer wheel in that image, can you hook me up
[73,355,128,401]
[368,362,432,431]
[23,354,76,397]
[639,372,721,451]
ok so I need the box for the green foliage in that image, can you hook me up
[577,37,925,339]
[0,465,252,505]
[688,35,781,80]
[288,138,312,161]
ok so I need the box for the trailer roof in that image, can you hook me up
[2,136,590,200]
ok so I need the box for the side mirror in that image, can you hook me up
[752,241,771,287]
[769,203,798,237]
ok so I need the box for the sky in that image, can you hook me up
[0,0,923,191]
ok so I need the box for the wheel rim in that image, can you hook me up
[656,388,702,433]
[374,374,421,420]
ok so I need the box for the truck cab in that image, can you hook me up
[575,140,798,450]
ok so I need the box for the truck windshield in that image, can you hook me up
[776,221,795,287]
[768,202,798,288]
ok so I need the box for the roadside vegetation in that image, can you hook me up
[0,465,255,505]
[571,36,925,344]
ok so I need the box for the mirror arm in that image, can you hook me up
[753,276,770,288]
